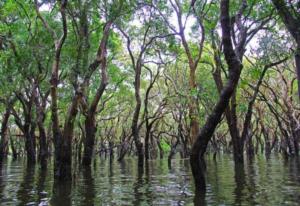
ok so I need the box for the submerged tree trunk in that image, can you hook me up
[0,105,12,161]
[38,122,47,167]
[55,94,81,180]
[27,121,36,164]
[145,126,151,161]
[190,0,243,191]
[82,115,96,166]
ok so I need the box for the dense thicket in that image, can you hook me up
[0,0,299,190]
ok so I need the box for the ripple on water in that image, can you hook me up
[0,155,300,205]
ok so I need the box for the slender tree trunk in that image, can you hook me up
[132,60,144,168]
[10,137,17,160]
[145,126,151,161]
[81,21,112,166]
[189,67,200,145]
[38,122,47,168]
[190,0,243,191]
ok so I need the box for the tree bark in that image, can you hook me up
[190,0,243,191]
[132,61,144,168]
[0,105,12,161]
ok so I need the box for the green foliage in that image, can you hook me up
[160,139,171,152]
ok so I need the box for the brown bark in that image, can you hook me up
[190,0,243,191]
[172,1,204,145]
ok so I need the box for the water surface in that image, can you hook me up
[0,155,299,205]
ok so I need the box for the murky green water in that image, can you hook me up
[0,155,299,205]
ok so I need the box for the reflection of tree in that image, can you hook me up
[107,160,114,203]
[144,161,154,205]
[132,164,144,206]
[0,163,6,201]
[36,168,48,204]
[194,190,206,205]
[246,160,258,205]
[50,179,71,206]
[192,158,206,205]
[233,163,246,205]
[79,167,95,206]
[288,158,300,202]
[17,163,36,205]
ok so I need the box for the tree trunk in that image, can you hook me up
[55,95,80,180]
[132,61,144,168]
[145,125,152,161]
[81,21,112,166]
[10,137,17,160]
[38,122,47,168]
[0,106,11,161]
[24,114,36,164]
[190,0,243,191]
[189,68,200,145]
[82,115,96,166]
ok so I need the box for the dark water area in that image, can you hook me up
[0,155,299,205]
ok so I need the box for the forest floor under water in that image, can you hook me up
[0,154,299,205]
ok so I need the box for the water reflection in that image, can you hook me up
[233,163,246,205]
[79,167,95,206]
[17,164,35,205]
[50,180,71,206]
[0,155,299,205]
[36,168,48,205]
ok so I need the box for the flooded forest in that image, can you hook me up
[0,0,300,205]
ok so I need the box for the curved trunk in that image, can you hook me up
[190,0,243,190]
